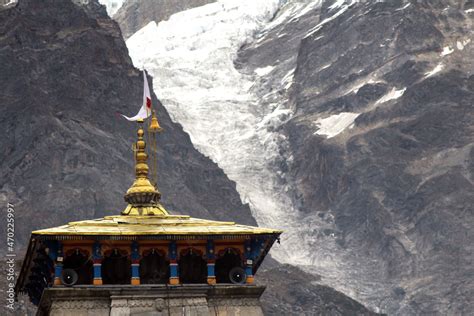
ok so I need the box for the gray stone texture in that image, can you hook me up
[38,285,265,316]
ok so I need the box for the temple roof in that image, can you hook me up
[32,212,281,237]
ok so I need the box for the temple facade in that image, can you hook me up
[15,115,282,315]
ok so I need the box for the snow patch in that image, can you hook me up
[281,68,295,88]
[349,78,381,94]
[292,0,322,20]
[254,66,275,76]
[98,0,124,16]
[314,112,360,138]
[305,1,354,38]
[465,8,474,13]
[329,0,345,10]
[396,2,411,11]
[2,0,17,6]
[424,63,444,78]
[440,46,454,56]
[258,3,296,38]
[376,87,406,104]
[314,35,325,41]
[319,63,332,71]
[456,39,471,50]
[264,1,321,32]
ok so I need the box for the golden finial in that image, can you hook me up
[123,119,161,208]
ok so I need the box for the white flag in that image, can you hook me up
[121,70,152,121]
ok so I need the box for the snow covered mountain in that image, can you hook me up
[114,0,474,314]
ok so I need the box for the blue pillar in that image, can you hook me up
[244,238,264,284]
[206,239,216,284]
[92,242,102,285]
[131,241,140,285]
[169,241,179,284]
[53,242,63,285]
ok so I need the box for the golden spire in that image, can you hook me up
[122,119,167,216]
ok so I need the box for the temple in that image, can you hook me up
[15,113,282,315]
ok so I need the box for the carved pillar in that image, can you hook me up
[53,242,63,286]
[169,241,179,285]
[206,239,216,285]
[131,241,140,285]
[92,241,103,285]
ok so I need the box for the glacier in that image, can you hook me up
[126,0,309,263]
[124,0,347,269]
[124,0,396,313]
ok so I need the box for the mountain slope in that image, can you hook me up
[122,0,474,314]
[276,1,474,314]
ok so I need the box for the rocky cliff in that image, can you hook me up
[273,1,474,314]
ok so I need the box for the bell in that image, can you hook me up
[148,111,163,133]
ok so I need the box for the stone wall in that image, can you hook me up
[38,285,265,316]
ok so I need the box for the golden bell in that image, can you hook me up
[148,111,163,133]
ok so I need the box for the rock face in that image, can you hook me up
[114,0,215,38]
[257,261,381,316]
[240,0,474,314]
[119,0,474,314]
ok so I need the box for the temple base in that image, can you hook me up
[37,285,265,316]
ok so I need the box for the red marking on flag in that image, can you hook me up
[146,97,152,109]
